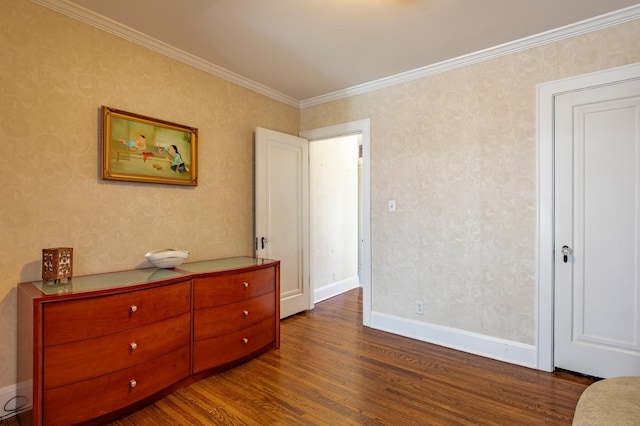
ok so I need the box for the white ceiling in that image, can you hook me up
[36,0,640,106]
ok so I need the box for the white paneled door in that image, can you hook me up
[255,127,310,318]
[554,78,640,378]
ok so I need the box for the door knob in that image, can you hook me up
[561,245,572,263]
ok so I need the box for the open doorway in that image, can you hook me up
[300,119,371,326]
[309,134,361,303]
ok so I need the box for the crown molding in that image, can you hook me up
[31,0,640,110]
[299,4,640,108]
[30,0,300,108]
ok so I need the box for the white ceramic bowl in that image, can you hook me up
[145,249,189,268]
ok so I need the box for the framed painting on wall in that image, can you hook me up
[101,106,198,186]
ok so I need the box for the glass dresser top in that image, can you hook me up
[33,267,187,295]
[31,256,276,296]
[176,256,275,274]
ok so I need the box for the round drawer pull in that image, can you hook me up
[130,305,138,313]
[242,338,249,344]
[243,310,249,317]
[130,379,137,388]
[243,281,249,288]
[130,342,138,350]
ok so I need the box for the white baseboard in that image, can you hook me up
[314,276,360,303]
[370,311,537,369]
[0,382,30,421]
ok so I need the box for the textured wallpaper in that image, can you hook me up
[301,19,640,345]
[0,0,299,388]
[2,0,640,394]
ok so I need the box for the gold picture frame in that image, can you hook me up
[101,106,198,186]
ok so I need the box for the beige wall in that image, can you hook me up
[3,0,640,395]
[0,0,299,388]
[301,19,640,345]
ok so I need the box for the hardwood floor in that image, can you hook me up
[106,288,592,425]
[4,288,593,425]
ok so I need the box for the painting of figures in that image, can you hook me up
[102,106,198,186]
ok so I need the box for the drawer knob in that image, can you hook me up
[243,310,249,317]
[130,342,138,350]
[130,379,137,388]
[130,305,138,313]
[243,281,249,288]
[242,338,249,344]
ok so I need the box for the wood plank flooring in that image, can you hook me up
[106,288,592,425]
[2,288,593,425]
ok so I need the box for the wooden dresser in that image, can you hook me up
[18,257,280,426]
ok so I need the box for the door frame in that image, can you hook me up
[300,119,372,326]
[537,62,640,372]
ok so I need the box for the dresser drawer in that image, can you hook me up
[43,313,191,389]
[43,281,191,346]
[43,345,190,426]
[193,267,275,309]
[193,317,275,373]
[194,292,275,341]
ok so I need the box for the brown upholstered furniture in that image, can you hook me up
[573,377,640,425]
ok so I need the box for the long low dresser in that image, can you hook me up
[17,257,280,426]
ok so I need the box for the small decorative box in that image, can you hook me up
[42,247,73,283]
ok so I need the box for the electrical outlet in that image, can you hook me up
[415,300,424,315]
